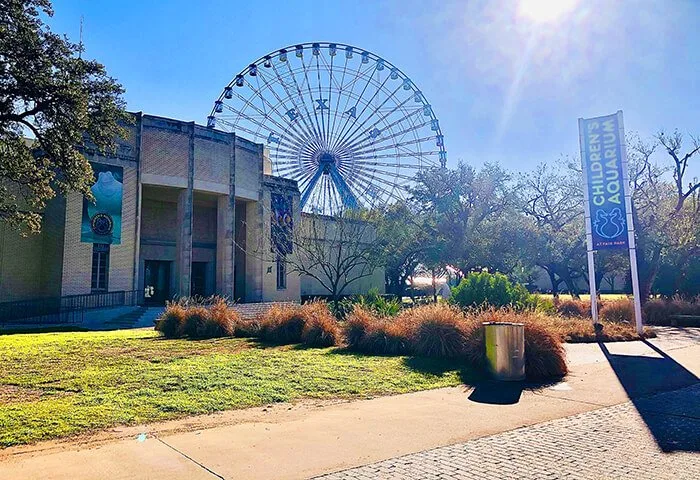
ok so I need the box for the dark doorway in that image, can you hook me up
[144,260,171,305]
[191,262,207,297]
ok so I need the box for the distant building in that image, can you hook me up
[0,113,383,306]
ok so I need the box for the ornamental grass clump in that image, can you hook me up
[407,304,475,358]
[599,298,634,324]
[554,298,589,318]
[179,306,212,339]
[642,296,700,326]
[344,306,377,351]
[195,298,238,338]
[300,301,342,347]
[258,304,307,344]
[342,306,413,354]
[155,302,187,338]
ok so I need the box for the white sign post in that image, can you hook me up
[578,111,643,334]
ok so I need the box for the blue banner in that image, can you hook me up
[81,163,123,244]
[580,113,628,250]
[271,193,293,254]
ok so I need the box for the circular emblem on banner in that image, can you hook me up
[90,213,114,236]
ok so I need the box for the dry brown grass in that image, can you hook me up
[599,299,634,323]
[405,304,476,358]
[155,298,241,340]
[258,304,307,344]
[301,302,343,347]
[154,302,187,338]
[643,297,700,325]
[554,298,589,318]
[519,313,655,343]
[258,302,343,346]
[344,306,376,351]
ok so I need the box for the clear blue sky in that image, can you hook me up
[47,0,700,175]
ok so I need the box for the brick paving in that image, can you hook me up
[316,384,700,480]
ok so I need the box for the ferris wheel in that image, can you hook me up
[207,42,446,215]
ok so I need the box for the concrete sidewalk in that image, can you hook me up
[1,328,698,480]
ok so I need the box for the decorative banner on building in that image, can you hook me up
[81,163,123,244]
[579,113,628,249]
[270,193,293,254]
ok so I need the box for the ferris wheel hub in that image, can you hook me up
[318,153,336,175]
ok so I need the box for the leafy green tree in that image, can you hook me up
[374,201,433,297]
[1,0,129,233]
[409,162,515,275]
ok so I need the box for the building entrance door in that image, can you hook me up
[144,260,171,305]
[191,262,207,298]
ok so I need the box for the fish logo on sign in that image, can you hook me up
[593,208,626,240]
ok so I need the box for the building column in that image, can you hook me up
[175,123,195,298]
[216,132,236,298]
[216,194,234,298]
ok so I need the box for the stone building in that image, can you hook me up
[0,113,384,307]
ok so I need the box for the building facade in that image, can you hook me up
[0,113,383,305]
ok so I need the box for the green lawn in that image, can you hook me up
[0,328,471,447]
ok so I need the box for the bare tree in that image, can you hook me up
[242,201,384,306]
[520,162,586,297]
[285,210,383,305]
[628,131,700,300]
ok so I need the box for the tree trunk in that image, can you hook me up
[546,268,559,298]
[561,268,580,299]
[638,245,662,304]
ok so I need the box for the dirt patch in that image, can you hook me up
[0,385,45,404]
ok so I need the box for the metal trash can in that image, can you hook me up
[484,322,525,381]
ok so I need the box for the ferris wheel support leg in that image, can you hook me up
[300,167,324,210]
[328,164,358,210]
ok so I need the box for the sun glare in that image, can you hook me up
[519,0,578,22]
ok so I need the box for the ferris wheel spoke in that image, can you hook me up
[222,104,308,154]
[245,71,319,149]
[351,151,441,162]
[276,60,324,152]
[314,55,328,147]
[268,62,326,153]
[335,95,420,154]
[330,62,381,155]
[350,135,437,159]
[332,83,405,152]
[328,56,349,148]
[340,105,423,154]
[326,54,334,147]
[345,173,403,205]
[330,67,391,153]
[283,58,326,151]
[347,121,434,157]
[216,118,266,143]
[347,164,416,182]
[299,53,327,149]
[221,98,308,153]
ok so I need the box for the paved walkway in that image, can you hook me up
[1,328,698,479]
[316,384,700,480]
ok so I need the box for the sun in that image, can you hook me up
[518,0,578,22]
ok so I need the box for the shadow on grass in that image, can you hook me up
[599,339,699,452]
[0,326,89,335]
